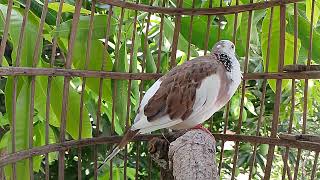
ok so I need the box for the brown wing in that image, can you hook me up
[144,56,220,121]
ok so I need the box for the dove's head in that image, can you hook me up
[211,40,235,55]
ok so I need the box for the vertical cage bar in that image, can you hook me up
[140,0,154,102]
[310,152,319,180]
[169,0,183,69]
[282,3,298,180]
[78,2,96,179]
[218,0,239,174]
[29,0,50,178]
[148,153,152,180]
[0,0,13,66]
[263,2,286,180]
[11,0,32,178]
[293,148,302,180]
[45,1,65,179]
[186,0,195,61]
[137,0,155,177]
[58,0,83,179]
[135,143,140,180]
[123,1,139,178]
[293,0,315,179]
[95,4,113,177]
[110,2,126,179]
[156,0,166,72]
[248,7,274,180]
[230,6,253,180]
[216,0,223,41]
[203,0,213,55]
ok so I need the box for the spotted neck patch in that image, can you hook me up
[214,53,232,72]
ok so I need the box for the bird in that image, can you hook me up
[98,40,242,170]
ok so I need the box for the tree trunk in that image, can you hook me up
[148,129,218,180]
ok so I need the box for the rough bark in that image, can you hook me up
[148,129,218,180]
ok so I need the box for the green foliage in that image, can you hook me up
[261,7,301,92]
[0,0,319,179]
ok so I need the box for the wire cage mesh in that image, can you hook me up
[0,0,319,179]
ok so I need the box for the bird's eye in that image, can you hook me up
[231,45,234,49]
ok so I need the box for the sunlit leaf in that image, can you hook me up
[0,130,9,149]
[0,4,42,178]
[287,14,320,63]
[306,0,320,26]
[261,7,301,92]
[48,2,91,14]
[141,34,156,73]
[163,17,198,57]
[112,42,129,132]
[52,14,117,41]
[36,73,92,139]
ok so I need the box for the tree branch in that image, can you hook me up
[148,129,218,180]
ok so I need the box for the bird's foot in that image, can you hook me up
[191,124,214,137]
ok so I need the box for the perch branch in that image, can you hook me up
[279,133,320,144]
[148,129,218,180]
[283,65,320,72]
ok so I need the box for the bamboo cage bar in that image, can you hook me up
[248,7,274,180]
[58,0,83,178]
[2,67,320,79]
[217,0,239,175]
[281,1,298,179]
[45,1,65,179]
[1,133,320,167]
[78,1,96,179]
[96,0,303,15]
[230,3,253,179]
[0,0,319,179]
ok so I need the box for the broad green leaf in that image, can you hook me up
[258,144,268,156]
[0,4,42,179]
[0,5,43,67]
[131,35,141,111]
[180,16,218,51]
[15,0,57,25]
[224,0,243,37]
[180,16,234,52]
[70,39,117,133]
[48,2,91,14]
[306,0,319,26]
[181,0,202,8]
[32,122,45,172]
[245,100,257,116]
[0,113,8,127]
[112,43,129,132]
[34,77,59,128]
[99,164,136,180]
[5,80,31,179]
[36,73,92,139]
[224,13,243,40]
[237,12,250,56]
[52,14,117,41]
[261,7,301,92]
[141,34,157,73]
[287,15,320,63]
[163,17,198,57]
[0,130,9,149]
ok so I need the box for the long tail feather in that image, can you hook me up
[98,128,139,170]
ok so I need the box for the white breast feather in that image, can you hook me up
[227,56,242,96]
[171,74,221,129]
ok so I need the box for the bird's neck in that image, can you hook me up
[213,52,233,72]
